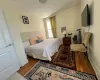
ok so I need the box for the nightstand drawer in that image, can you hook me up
[63,37,71,46]
[63,39,71,44]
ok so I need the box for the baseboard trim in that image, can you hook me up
[88,54,100,79]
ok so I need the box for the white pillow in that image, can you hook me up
[23,41,30,49]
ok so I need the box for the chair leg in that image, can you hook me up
[84,51,90,62]
[84,47,88,57]
[84,52,87,56]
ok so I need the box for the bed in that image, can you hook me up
[20,31,62,61]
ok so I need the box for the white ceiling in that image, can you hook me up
[12,0,81,18]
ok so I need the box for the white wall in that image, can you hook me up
[55,4,81,38]
[0,0,46,67]
[81,0,100,79]
[19,12,46,38]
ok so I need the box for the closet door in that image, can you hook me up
[0,10,19,80]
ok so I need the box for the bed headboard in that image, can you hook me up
[20,31,42,42]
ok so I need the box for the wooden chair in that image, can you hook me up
[70,32,92,53]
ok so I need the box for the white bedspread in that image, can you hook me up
[26,38,61,61]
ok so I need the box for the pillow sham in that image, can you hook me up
[37,35,44,40]
[29,38,36,45]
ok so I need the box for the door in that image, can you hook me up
[0,10,19,80]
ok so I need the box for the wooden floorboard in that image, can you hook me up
[18,56,39,76]
[75,52,95,75]
[18,52,96,76]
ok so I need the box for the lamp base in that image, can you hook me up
[64,34,66,38]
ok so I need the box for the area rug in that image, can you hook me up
[52,46,76,69]
[25,61,97,80]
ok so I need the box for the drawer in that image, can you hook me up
[63,38,71,41]
[63,40,71,44]
[63,43,71,46]
[63,40,71,43]
[63,37,71,46]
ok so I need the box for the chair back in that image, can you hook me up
[83,32,92,47]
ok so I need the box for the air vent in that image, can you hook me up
[39,0,48,3]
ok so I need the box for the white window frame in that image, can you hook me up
[46,19,53,38]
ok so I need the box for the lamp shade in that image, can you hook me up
[62,30,66,34]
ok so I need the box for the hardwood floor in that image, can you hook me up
[18,52,96,76]
[18,56,38,76]
[75,52,95,75]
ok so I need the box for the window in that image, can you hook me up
[46,19,53,38]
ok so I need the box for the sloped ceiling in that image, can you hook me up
[12,0,81,18]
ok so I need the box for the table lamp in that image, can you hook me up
[62,30,67,38]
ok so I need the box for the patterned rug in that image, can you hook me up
[52,46,76,69]
[25,61,97,80]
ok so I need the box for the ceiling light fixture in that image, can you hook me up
[39,0,48,3]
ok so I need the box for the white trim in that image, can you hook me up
[88,46,100,80]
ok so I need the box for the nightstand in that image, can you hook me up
[63,37,71,54]
[63,37,71,46]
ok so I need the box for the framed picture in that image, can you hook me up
[61,26,66,33]
[22,16,29,24]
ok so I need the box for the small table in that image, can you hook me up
[63,37,71,52]
[63,37,71,47]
